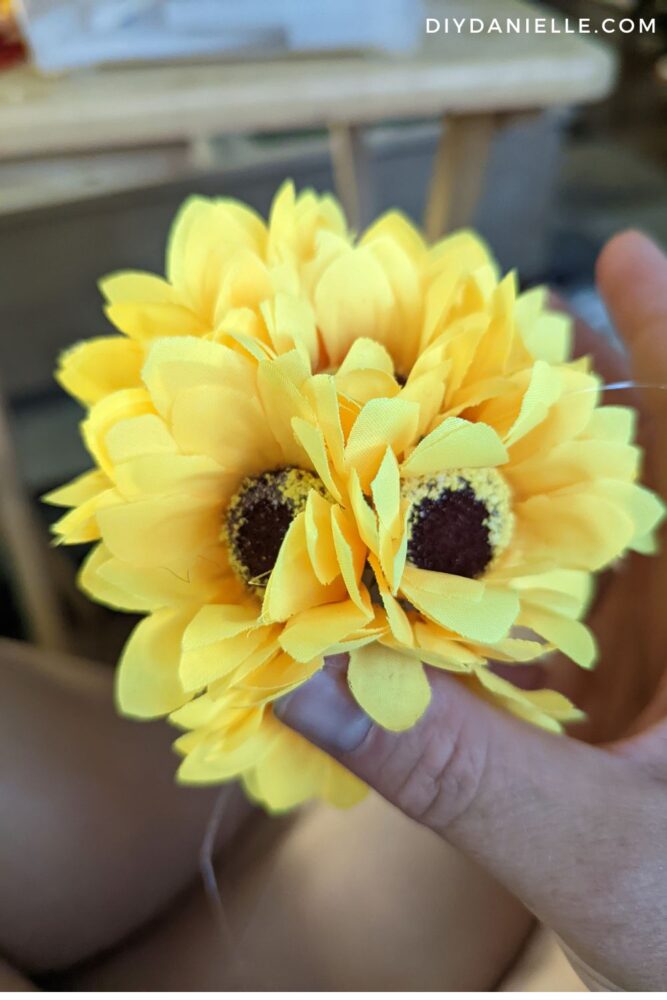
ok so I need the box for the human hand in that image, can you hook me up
[275,231,667,991]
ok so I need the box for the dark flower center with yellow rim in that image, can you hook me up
[224,468,325,592]
[404,469,513,579]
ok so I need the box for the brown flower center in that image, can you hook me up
[404,469,513,579]
[224,468,325,591]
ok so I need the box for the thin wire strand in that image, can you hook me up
[199,785,249,988]
[564,380,667,397]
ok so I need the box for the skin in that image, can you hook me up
[0,642,532,990]
[1,230,662,989]
[276,231,667,990]
[0,640,532,990]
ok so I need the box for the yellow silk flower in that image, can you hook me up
[48,188,665,812]
[56,180,349,406]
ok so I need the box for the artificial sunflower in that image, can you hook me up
[55,178,564,410]
[49,187,664,812]
[56,181,350,406]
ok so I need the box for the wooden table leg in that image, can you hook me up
[328,122,372,232]
[188,134,217,171]
[423,113,496,242]
[0,387,68,651]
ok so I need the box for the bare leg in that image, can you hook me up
[70,794,533,991]
[0,639,254,973]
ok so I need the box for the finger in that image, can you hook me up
[275,659,666,989]
[0,639,253,973]
[597,230,667,386]
[549,291,628,387]
[597,230,667,498]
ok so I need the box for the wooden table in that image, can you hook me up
[0,0,616,232]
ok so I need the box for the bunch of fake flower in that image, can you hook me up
[48,182,664,811]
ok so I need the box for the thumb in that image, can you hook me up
[275,655,663,986]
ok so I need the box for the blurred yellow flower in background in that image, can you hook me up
[48,183,665,811]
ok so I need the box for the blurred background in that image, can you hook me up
[0,0,665,670]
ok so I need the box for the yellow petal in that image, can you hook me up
[267,180,347,267]
[369,555,413,646]
[361,210,426,266]
[248,728,332,812]
[519,603,597,668]
[590,480,665,546]
[262,513,346,622]
[57,336,144,406]
[413,621,482,671]
[508,440,640,497]
[279,599,374,661]
[399,369,447,438]
[469,666,582,731]
[504,361,562,447]
[371,448,404,589]
[100,270,176,306]
[97,494,218,567]
[337,368,400,406]
[78,543,151,612]
[213,248,273,324]
[519,308,572,365]
[362,234,423,373]
[515,491,635,571]
[348,642,431,731]
[239,651,322,694]
[261,292,319,367]
[429,229,495,279]
[402,416,508,478]
[345,397,420,491]
[322,763,368,808]
[142,336,256,420]
[113,454,228,504]
[304,490,341,585]
[116,607,192,718]
[82,388,154,476]
[291,417,342,502]
[104,413,177,464]
[180,626,273,692]
[304,374,346,474]
[583,405,636,444]
[256,355,312,469]
[337,337,395,378]
[314,245,395,367]
[401,565,519,643]
[166,194,265,299]
[171,384,277,474]
[183,604,260,651]
[81,542,225,612]
[169,690,235,731]
[105,301,208,341]
[371,447,402,538]
[43,469,110,508]
[330,505,369,613]
[347,468,379,550]
[51,488,118,544]
[177,725,272,784]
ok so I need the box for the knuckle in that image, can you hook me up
[388,716,488,831]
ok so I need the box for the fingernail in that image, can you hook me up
[274,662,372,753]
